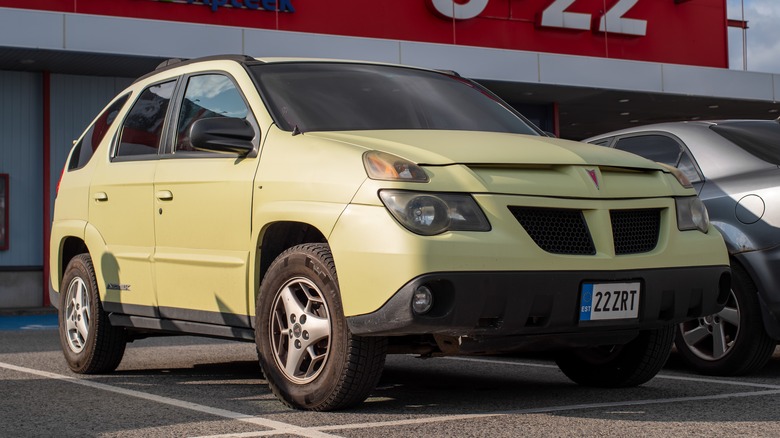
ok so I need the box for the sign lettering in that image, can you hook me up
[431,0,648,37]
[183,0,295,13]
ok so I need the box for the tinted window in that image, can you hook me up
[115,81,176,158]
[250,63,539,135]
[175,74,249,153]
[615,134,701,183]
[590,138,612,147]
[614,135,682,166]
[68,94,129,170]
[710,121,780,165]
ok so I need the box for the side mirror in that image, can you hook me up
[189,117,256,156]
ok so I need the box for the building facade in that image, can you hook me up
[1,0,779,308]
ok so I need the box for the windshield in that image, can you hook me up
[250,63,540,135]
[710,120,780,165]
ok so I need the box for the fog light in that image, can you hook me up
[412,286,434,315]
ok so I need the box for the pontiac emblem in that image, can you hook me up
[586,169,600,190]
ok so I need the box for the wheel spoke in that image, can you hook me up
[76,313,89,342]
[284,341,307,378]
[301,314,330,347]
[279,285,307,322]
[305,345,327,377]
[712,322,728,358]
[719,306,739,327]
[682,325,709,346]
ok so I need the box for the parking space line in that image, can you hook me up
[445,356,780,389]
[192,389,780,438]
[315,389,780,433]
[0,361,339,438]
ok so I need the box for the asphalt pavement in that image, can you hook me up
[2,314,779,437]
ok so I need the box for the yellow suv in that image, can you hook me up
[51,55,730,410]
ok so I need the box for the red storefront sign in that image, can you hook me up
[0,0,728,67]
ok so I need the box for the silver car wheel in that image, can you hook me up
[64,276,91,354]
[269,277,332,384]
[679,290,740,361]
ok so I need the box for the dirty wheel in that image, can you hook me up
[255,243,386,410]
[58,253,126,374]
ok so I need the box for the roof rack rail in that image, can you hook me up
[134,54,260,83]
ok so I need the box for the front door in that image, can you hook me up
[153,73,259,327]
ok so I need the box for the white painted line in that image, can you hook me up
[444,356,780,389]
[0,361,339,438]
[444,356,558,369]
[194,388,780,437]
[316,389,780,432]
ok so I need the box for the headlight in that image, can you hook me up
[379,190,491,235]
[676,196,709,233]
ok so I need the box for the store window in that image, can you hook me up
[0,173,8,250]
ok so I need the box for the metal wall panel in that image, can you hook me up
[49,74,133,216]
[0,70,42,267]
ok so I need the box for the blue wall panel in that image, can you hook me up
[0,71,42,267]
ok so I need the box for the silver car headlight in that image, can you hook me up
[676,196,710,233]
[379,190,491,235]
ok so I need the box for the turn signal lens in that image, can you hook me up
[363,151,429,182]
[658,163,693,189]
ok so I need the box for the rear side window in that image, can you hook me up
[710,121,780,165]
[115,80,176,158]
[614,134,701,183]
[614,135,681,166]
[68,94,129,170]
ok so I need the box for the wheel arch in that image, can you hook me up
[255,221,328,300]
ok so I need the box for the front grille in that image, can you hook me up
[611,209,661,255]
[508,207,596,255]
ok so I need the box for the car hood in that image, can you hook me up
[307,130,663,170]
[307,130,680,199]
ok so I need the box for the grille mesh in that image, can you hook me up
[508,207,596,255]
[611,209,661,255]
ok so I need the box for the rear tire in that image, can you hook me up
[675,263,776,376]
[555,325,674,387]
[255,243,387,411]
[58,253,126,374]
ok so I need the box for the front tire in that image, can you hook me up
[555,325,674,387]
[675,263,776,376]
[255,243,387,411]
[58,253,127,374]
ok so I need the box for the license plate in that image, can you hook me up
[580,282,641,321]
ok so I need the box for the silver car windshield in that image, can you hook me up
[710,121,780,165]
[250,63,540,135]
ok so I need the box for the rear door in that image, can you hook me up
[89,80,177,316]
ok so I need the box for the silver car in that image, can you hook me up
[586,120,780,376]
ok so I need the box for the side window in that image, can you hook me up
[174,74,249,153]
[589,138,612,147]
[68,94,129,170]
[614,135,682,166]
[115,80,176,158]
[615,134,701,183]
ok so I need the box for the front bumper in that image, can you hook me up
[347,266,730,341]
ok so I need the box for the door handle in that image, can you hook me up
[93,192,108,202]
[155,190,174,201]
